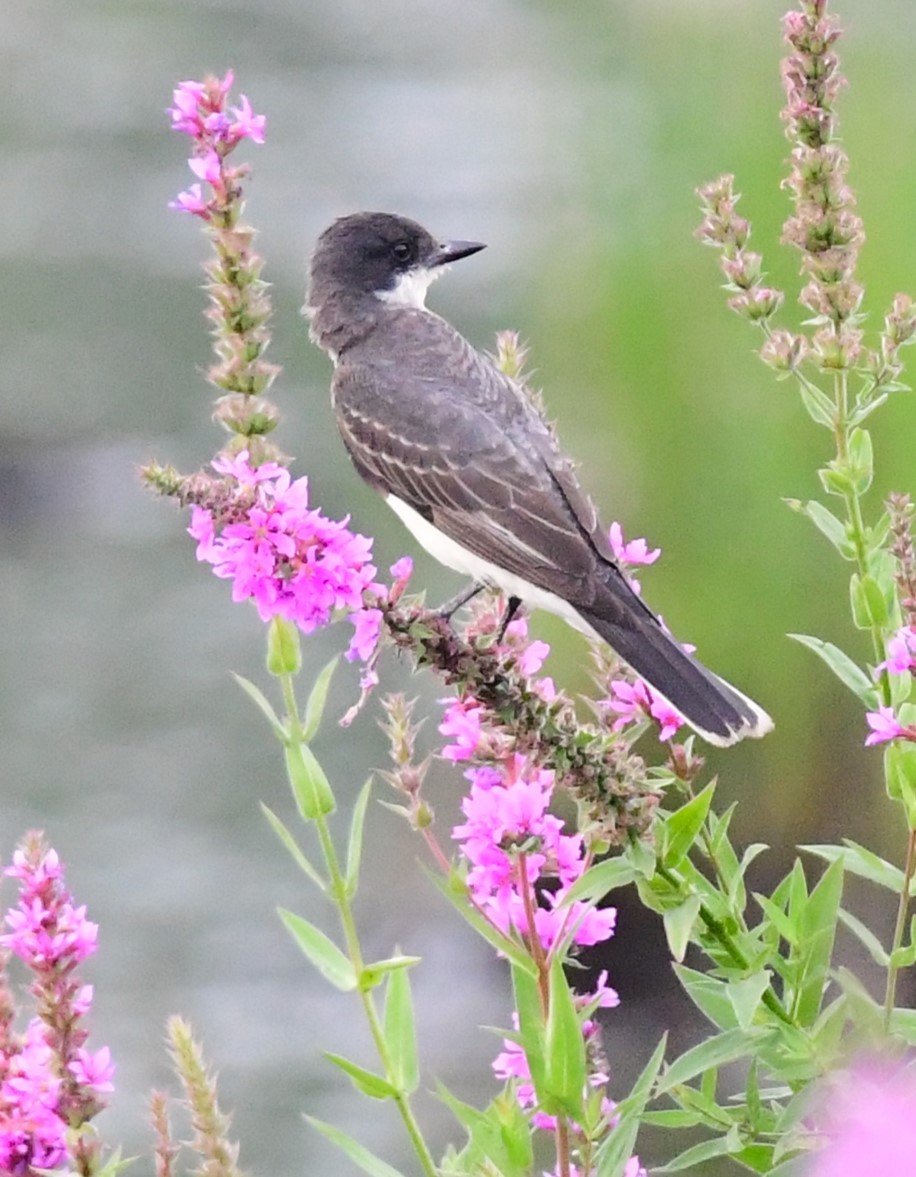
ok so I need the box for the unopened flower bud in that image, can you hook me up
[759,330,807,372]
[213,394,280,436]
[727,287,784,322]
[267,616,302,676]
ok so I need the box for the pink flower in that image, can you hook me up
[865,705,906,746]
[0,841,114,1167]
[168,72,265,213]
[605,678,683,742]
[609,521,660,567]
[168,183,210,218]
[228,95,266,144]
[190,452,378,634]
[188,148,222,187]
[811,1066,916,1176]
[168,80,207,135]
[519,640,550,676]
[347,608,383,663]
[2,849,98,971]
[69,1047,116,1096]
[880,626,916,674]
[439,697,485,762]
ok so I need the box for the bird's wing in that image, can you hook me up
[332,358,611,605]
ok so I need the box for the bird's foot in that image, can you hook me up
[495,595,522,643]
[436,580,485,622]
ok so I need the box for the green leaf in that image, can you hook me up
[323,1053,398,1099]
[594,1035,666,1177]
[793,499,852,557]
[626,835,657,880]
[641,1109,703,1128]
[559,857,635,907]
[673,966,738,1031]
[788,634,876,703]
[727,971,771,1030]
[657,1027,767,1094]
[436,1084,533,1177]
[305,1116,408,1177]
[360,955,422,990]
[794,857,843,1025]
[543,956,587,1120]
[346,778,373,896]
[427,871,537,973]
[302,656,339,741]
[653,1134,735,1173]
[819,463,852,496]
[797,380,837,428]
[850,572,888,629]
[662,783,715,869]
[884,738,916,814]
[260,803,326,890]
[511,960,547,1101]
[663,893,702,962]
[278,909,356,991]
[802,841,908,893]
[383,964,419,1093]
[285,742,336,820]
[847,427,874,494]
[232,673,285,739]
[889,1007,916,1045]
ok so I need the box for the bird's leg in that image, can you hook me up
[495,595,523,642]
[436,580,485,621]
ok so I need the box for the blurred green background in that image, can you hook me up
[5,1,916,1173]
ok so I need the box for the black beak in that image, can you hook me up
[430,239,487,267]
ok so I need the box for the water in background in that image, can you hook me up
[4,2,916,1173]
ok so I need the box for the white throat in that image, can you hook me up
[375,266,442,310]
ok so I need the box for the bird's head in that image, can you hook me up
[307,211,485,314]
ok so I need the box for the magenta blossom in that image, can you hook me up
[810,1065,916,1176]
[0,838,113,1168]
[609,521,660,567]
[452,756,616,951]
[864,705,908,746]
[439,697,486,762]
[189,451,380,636]
[880,626,916,675]
[605,678,684,742]
[167,71,266,219]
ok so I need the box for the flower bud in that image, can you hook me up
[267,616,302,676]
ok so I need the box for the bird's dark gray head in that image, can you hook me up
[308,211,485,316]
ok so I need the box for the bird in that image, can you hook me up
[306,211,773,747]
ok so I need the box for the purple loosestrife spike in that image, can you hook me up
[0,835,113,1170]
[187,450,382,638]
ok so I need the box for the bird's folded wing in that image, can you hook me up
[333,364,609,604]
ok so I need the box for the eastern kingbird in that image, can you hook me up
[307,211,772,747]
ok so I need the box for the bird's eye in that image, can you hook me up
[391,241,413,262]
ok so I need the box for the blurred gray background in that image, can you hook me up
[5,2,916,1173]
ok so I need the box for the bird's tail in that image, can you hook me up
[578,583,772,747]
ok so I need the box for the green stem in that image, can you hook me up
[654,863,793,1026]
[279,673,439,1177]
[884,827,916,1030]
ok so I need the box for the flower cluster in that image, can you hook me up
[453,755,618,953]
[0,834,113,1173]
[188,451,392,662]
[863,622,916,746]
[780,1,864,356]
[168,70,265,221]
[448,736,641,1172]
